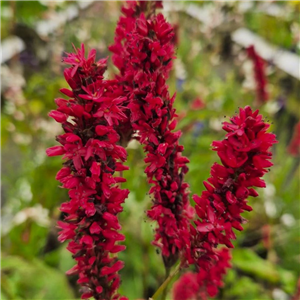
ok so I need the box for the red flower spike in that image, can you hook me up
[181,106,276,298]
[247,45,268,103]
[47,44,129,300]
[109,0,193,267]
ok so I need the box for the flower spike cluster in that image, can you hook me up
[47,44,129,300]
[110,1,194,265]
[174,106,277,299]
[247,45,268,103]
[48,2,279,299]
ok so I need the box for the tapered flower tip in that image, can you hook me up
[49,110,67,123]
[46,146,65,156]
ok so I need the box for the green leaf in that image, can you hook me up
[232,248,280,283]
[1,255,75,300]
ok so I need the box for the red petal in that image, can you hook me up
[60,88,74,97]
[46,146,65,156]
[100,261,124,276]
[89,222,101,234]
[49,110,67,123]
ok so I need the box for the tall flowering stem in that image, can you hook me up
[109,1,194,267]
[247,45,268,104]
[173,106,277,299]
[46,45,129,300]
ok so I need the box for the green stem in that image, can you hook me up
[161,267,170,300]
[283,157,300,190]
[151,263,181,300]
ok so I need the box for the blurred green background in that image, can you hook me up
[1,1,299,300]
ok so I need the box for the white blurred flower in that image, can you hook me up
[12,204,50,227]
[127,139,140,150]
[242,60,256,90]
[1,65,25,92]
[19,179,33,203]
[38,0,65,6]
[281,214,296,227]
[174,57,187,80]
[263,183,277,217]
[2,204,50,235]
[12,133,32,146]
[264,101,281,114]
[273,288,288,300]
[264,183,276,198]
[209,117,223,131]
[264,201,277,218]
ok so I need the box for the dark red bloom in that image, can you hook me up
[173,107,276,300]
[247,45,268,103]
[191,106,276,259]
[47,45,129,300]
[171,23,180,46]
[190,97,205,111]
[177,106,277,298]
[110,1,193,266]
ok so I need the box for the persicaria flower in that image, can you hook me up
[247,45,268,103]
[47,44,129,300]
[176,106,276,299]
[110,1,193,267]
[190,97,205,111]
[191,106,277,260]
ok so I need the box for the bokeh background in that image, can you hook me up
[1,1,299,300]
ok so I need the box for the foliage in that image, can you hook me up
[244,12,294,50]
[1,255,75,300]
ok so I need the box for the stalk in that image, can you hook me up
[151,263,181,300]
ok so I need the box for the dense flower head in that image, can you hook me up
[185,105,276,282]
[47,44,129,300]
[247,45,268,103]
[109,1,163,75]
[173,248,231,300]
[173,106,276,300]
[110,1,193,265]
